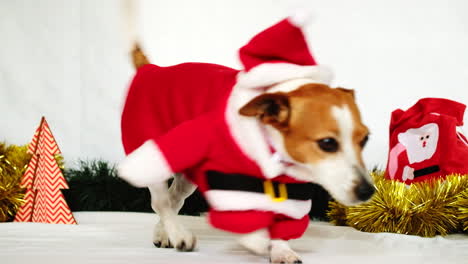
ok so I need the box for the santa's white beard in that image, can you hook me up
[398,123,439,164]
[406,140,437,163]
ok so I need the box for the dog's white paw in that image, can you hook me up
[269,240,302,264]
[165,221,197,251]
[153,222,173,248]
[238,229,270,256]
[153,221,196,251]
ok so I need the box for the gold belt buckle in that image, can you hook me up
[263,180,288,202]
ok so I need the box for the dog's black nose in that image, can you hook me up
[354,180,375,201]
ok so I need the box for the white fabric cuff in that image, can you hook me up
[118,140,173,187]
[237,63,333,89]
[205,190,311,219]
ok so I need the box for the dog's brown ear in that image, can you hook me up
[239,93,290,128]
[336,87,355,99]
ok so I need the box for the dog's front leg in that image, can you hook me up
[149,178,196,251]
[269,240,302,264]
[238,229,270,256]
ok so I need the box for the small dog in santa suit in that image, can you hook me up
[118,14,374,264]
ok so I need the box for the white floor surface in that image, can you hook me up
[1,212,467,264]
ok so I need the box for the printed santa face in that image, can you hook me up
[397,123,439,164]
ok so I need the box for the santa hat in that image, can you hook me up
[236,13,333,89]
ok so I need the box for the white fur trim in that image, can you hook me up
[264,125,297,166]
[236,63,333,89]
[268,78,319,93]
[205,190,311,219]
[288,10,314,28]
[117,140,173,187]
[225,81,285,179]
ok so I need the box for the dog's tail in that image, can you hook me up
[123,0,150,69]
[131,44,150,69]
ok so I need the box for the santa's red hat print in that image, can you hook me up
[236,11,333,89]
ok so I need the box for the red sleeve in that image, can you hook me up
[118,114,215,188]
[156,114,214,173]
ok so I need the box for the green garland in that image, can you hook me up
[63,160,210,215]
[63,160,153,212]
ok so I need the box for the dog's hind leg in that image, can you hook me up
[149,174,197,251]
[167,173,197,214]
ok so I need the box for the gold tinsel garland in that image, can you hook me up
[455,189,468,232]
[0,143,31,222]
[328,172,468,237]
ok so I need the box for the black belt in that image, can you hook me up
[414,165,440,178]
[206,170,312,201]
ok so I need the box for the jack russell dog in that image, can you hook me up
[118,15,374,264]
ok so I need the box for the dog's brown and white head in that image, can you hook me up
[239,81,374,206]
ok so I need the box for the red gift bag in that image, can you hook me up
[385,98,468,184]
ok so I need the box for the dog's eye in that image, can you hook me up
[360,135,369,148]
[317,138,339,153]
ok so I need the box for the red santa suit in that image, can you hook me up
[385,98,468,184]
[119,16,332,240]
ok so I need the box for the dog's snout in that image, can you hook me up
[352,166,375,201]
[354,179,375,201]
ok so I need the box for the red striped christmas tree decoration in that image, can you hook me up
[14,117,77,224]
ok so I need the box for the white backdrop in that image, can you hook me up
[1,0,467,168]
